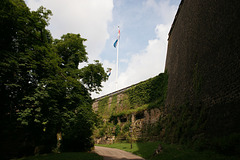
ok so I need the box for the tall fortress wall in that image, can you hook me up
[165,0,240,137]
[93,0,240,149]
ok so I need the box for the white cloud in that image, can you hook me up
[93,0,179,98]
[120,58,129,63]
[24,0,179,99]
[25,0,113,61]
[144,0,178,23]
[92,23,171,98]
[116,24,170,89]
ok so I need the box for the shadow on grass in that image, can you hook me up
[132,141,159,159]
[135,142,240,160]
[14,152,103,160]
[97,141,240,160]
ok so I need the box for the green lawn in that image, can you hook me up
[97,142,239,160]
[13,142,239,160]
[14,152,103,160]
[96,141,159,159]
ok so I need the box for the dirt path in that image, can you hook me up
[93,146,145,160]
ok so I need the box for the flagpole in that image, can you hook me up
[116,27,119,90]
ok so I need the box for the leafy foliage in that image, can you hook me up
[93,73,168,142]
[0,0,108,157]
[115,124,121,136]
[95,73,168,121]
[126,73,168,107]
[62,107,97,152]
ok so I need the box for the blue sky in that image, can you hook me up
[25,0,181,98]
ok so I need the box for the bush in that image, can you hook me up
[62,107,95,152]
[115,124,121,136]
[122,122,131,133]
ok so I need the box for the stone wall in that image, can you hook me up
[93,1,240,153]
[93,92,164,143]
[165,0,240,140]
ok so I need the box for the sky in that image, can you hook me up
[24,0,181,98]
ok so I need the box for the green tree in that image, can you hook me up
[0,0,53,121]
[0,0,108,157]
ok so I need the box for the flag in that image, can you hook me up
[107,68,112,77]
[113,39,118,48]
[113,27,120,48]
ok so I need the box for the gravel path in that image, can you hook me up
[93,146,145,160]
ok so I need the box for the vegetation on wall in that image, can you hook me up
[97,96,110,119]
[94,69,240,157]
[94,72,168,142]
[97,73,167,119]
[159,100,240,156]
[126,72,168,108]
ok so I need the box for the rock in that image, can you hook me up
[153,144,163,156]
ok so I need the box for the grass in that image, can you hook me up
[13,142,239,160]
[96,141,158,159]
[96,142,240,160]
[14,152,103,160]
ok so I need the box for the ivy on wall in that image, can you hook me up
[95,72,168,121]
[126,72,168,109]
[97,96,109,119]
[94,72,168,143]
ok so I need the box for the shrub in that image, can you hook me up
[62,107,95,152]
